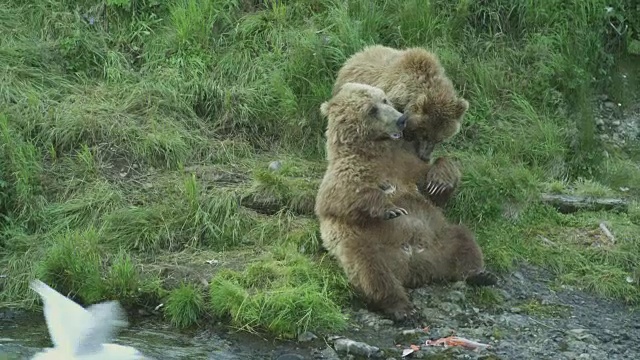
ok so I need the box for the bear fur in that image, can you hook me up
[315,83,412,226]
[315,83,495,321]
[333,44,468,167]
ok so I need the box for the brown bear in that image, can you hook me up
[315,82,496,321]
[315,83,411,226]
[332,45,469,205]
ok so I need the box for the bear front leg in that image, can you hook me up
[417,157,462,208]
[340,244,416,321]
[352,186,408,221]
[415,139,436,163]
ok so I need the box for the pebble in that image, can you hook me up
[438,302,462,315]
[297,331,317,342]
[447,290,466,303]
[268,160,282,171]
[276,355,304,360]
[318,346,340,360]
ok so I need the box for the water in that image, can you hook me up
[0,311,315,360]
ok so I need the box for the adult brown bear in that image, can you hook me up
[315,83,496,321]
[333,45,469,206]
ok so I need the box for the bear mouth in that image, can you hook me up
[390,132,403,140]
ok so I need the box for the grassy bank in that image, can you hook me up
[1,0,639,338]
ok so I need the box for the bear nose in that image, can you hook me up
[396,114,408,129]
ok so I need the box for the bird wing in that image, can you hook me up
[30,280,91,352]
[74,301,129,356]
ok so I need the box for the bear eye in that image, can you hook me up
[382,99,389,104]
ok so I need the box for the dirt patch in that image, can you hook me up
[140,249,259,291]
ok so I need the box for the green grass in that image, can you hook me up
[1,0,640,339]
[165,282,205,329]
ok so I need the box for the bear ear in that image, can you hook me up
[320,101,331,117]
[453,98,469,118]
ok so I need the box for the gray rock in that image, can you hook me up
[275,355,304,360]
[447,290,466,303]
[297,331,317,342]
[438,302,462,315]
[333,338,382,358]
[268,160,282,171]
[319,346,341,360]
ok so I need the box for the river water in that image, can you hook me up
[0,311,315,360]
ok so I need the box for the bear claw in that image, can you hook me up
[384,207,408,220]
[427,182,450,195]
[465,270,499,287]
[385,303,417,322]
[379,182,397,195]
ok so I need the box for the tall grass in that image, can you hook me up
[1,0,639,338]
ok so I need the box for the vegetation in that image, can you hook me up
[1,0,639,338]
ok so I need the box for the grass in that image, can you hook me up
[1,0,640,339]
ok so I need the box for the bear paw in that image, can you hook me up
[384,302,418,322]
[465,270,499,287]
[379,181,397,195]
[384,207,408,220]
[424,157,462,194]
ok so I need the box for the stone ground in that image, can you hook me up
[293,263,640,360]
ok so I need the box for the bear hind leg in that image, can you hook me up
[340,245,415,321]
[408,225,498,287]
[445,225,499,286]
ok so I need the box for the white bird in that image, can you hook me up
[29,279,152,360]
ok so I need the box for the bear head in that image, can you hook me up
[402,77,469,161]
[321,82,409,154]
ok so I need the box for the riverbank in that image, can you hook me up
[1,0,640,349]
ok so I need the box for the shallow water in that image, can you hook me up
[0,311,313,360]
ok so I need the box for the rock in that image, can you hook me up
[612,120,621,126]
[275,354,304,360]
[332,338,382,358]
[437,302,462,315]
[268,160,282,171]
[447,290,466,303]
[595,118,605,126]
[318,346,341,360]
[604,101,616,109]
[567,329,592,342]
[297,331,317,342]
[513,272,525,282]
